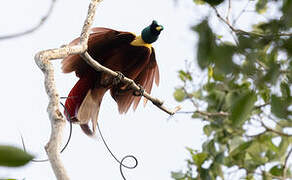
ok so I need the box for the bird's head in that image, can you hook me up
[141,20,163,44]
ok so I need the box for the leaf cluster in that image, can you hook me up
[173,0,292,179]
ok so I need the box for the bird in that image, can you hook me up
[62,20,163,136]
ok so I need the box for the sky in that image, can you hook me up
[0,0,206,179]
[1,0,287,179]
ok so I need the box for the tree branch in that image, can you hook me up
[0,0,56,40]
[34,0,102,179]
[81,52,181,115]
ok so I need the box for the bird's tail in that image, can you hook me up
[64,74,107,136]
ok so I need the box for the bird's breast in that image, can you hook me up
[130,35,152,52]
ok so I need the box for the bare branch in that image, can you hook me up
[226,0,231,24]
[176,110,228,121]
[0,0,56,40]
[232,0,251,26]
[34,0,102,179]
[212,6,292,38]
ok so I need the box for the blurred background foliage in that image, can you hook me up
[0,145,33,179]
[172,0,292,179]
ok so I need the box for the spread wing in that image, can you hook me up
[61,27,135,77]
[133,47,160,109]
[111,47,160,113]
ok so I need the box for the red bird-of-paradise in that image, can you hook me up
[62,21,163,136]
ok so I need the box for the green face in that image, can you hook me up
[141,20,164,44]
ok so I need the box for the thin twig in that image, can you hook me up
[226,0,231,24]
[177,110,228,117]
[283,147,292,180]
[0,0,56,40]
[232,0,251,26]
[182,86,199,109]
[212,6,292,38]
[34,0,102,179]
[252,171,283,180]
[261,121,292,137]
[254,103,269,109]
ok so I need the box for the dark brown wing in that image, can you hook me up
[133,47,160,109]
[61,28,135,77]
[111,47,160,113]
[62,28,115,75]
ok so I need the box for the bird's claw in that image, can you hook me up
[133,84,145,96]
[113,71,125,85]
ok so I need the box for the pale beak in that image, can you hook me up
[155,26,163,31]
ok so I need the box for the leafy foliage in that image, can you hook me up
[0,145,33,167]
[173,0,292,179]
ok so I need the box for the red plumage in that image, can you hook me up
[62,27,160,136]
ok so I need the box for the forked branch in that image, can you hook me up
[34,0,102,179]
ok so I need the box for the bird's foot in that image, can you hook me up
[133,84,145,96]
[70,116,80,123]
[113,71,125,85]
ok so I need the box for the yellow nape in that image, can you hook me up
[130,35,152,51]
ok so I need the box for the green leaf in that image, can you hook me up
[229,136,244,152]
[193,0,205,5]
[203,125,212,136]
[203,0,224,6]
[174,88,186,102]
[199,168,211,180]
[230,91,257,127]
[210,163,224,178]
[213,44,237,74]
[247,142,269,164]
[280,81,291,98]
[277,137,289,161]
[212,67,226,81]
[178,70,192,81]
[260,88,271,103]
[269,165,283,176]
[193,19,216,69]
[271,95,290,119]
[282,0,292,28]
[171,171,185,179]
[192,90,203,99]
[214,152,224,164]
[256,0,268,14]
[203,140,216,156]
[282,38,292,56]
[263,171,272,180]
[0,145,33,167]
[230,141,253,157]
[192,152,208,166]
[208,66,213,82]
[206,89,226,111]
